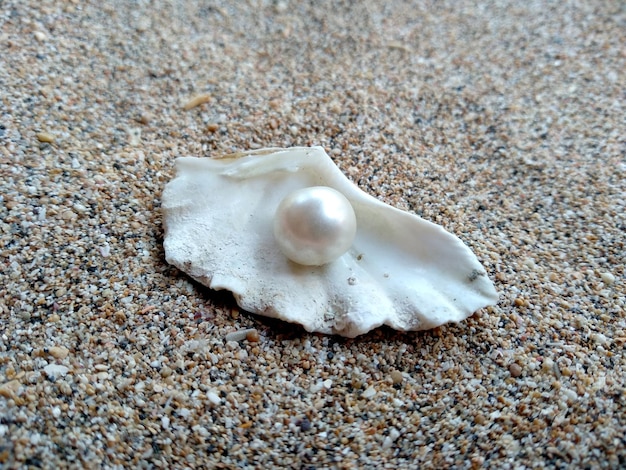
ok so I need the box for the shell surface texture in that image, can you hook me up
[162,146,498,337]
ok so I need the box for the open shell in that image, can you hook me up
[162,146,498,337]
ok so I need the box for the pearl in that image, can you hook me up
[274,186,357,266]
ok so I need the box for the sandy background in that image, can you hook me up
[1,0,624,468]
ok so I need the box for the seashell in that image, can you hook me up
[162,147,498,337]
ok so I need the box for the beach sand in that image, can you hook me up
[1,1,624,468]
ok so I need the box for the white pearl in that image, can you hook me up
[274,186,357,266]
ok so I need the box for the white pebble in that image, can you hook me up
[161,416,170,429]
[127,127,142,146]
[207,389,221,406]
[191,424,209,437]
[73,203,88,213]
[600,272,615,285]
[561,388,578,401]
[392,398,405,407]
[591,332,608,345]
[225,340,239,350]
[382,428,401,449]
[52,406,61,418]
[43,364,69,378]
[323,379,332,389]
[99,243,111,257]
[362,386,377,399]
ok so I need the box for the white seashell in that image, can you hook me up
[162,146,498,337]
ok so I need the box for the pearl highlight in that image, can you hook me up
[273,186,357,266]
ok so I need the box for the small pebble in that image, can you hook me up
[43,364,69,378]
[99,243,111,257]
[48,346,69,360]
[542,358,554,373]
[299,418,311,432]
[509,363,523,378]
[136,113,151,125]
[36,132,55,143]
[225,328,258,342]
[207,390,221,406]
[127,127,141,146]
[591,333,608,345]
[600,272,615,285]
[382,428,401,449]
[0,380,21,398]
[362,386,377,399]
[245,329,260,342]
[390,370,404,385]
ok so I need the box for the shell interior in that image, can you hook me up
[162,146,498,337]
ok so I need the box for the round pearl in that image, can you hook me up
[273,186,357,266]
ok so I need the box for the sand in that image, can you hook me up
[1,1,624,468]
